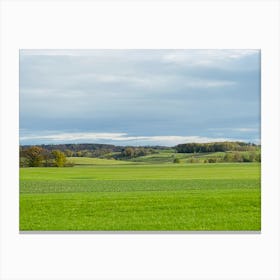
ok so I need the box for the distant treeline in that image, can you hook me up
[20,141,261,167]
[20,144,169,167]
[20,143,169,158]
[175,141,260,153]
[23,143,122,156]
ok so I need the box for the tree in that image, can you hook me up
[64,149,74,157]
[76,151,83,157]
[123,147,134,158]
[249,152,256,162]
[41,149,52,166]
[23,146,44,167]
[52,150,66,167]
[242,153,251,162]
[174,141,259,153]
[233,152,243,162]
[223,153,233,162]
[256,153,261,162]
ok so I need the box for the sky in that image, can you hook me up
[19,49,260,146]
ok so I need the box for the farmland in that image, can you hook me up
[20,162,261,231]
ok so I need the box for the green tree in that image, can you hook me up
[224,153,233,162]
[249,152,256,162]
[256,153,261,162]
[233,152,243,162]
[242,153,251,162]
[52,150,66,167]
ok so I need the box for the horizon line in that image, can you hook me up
[19,140,261,148]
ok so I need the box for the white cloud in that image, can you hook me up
[162,49,259,67]
[74,72,235,90]
[185,79,236,88]
[233,128,259,132]
[104,74,235,89]
[20,132,127,141]
[208,127,259,133]
[80,73,156,87]
[20,132,239,146]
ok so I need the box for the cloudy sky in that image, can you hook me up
[20,49,260,146]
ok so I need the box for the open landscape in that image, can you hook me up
[20,144,261,231]
[20,49,261,231]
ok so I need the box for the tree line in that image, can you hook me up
[20,144,169,164]
[19,144,167,167]
[21,143,122,158]
[174,141,259,153]
[20,141,261,167]
[20,146,73,167]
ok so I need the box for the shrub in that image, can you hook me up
[241,153,251,162]
[189,157,199,163]
[249,153,256,162]
[173,158,181,163]
[223,153,233,162]
[233,152,243,162]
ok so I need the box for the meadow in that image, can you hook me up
[20,161,261,231]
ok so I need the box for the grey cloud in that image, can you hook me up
[20,49,260,145]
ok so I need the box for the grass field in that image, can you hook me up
[20,162,261,231]
[126,151,260,164]
[67,157,133,165]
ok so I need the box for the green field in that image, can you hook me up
[20,162,261,231]
[125,151,260,164]
[67,157,133,165]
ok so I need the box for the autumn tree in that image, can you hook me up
[123,147,134,158]
[52,150,67,167]
[23,146,44,167]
